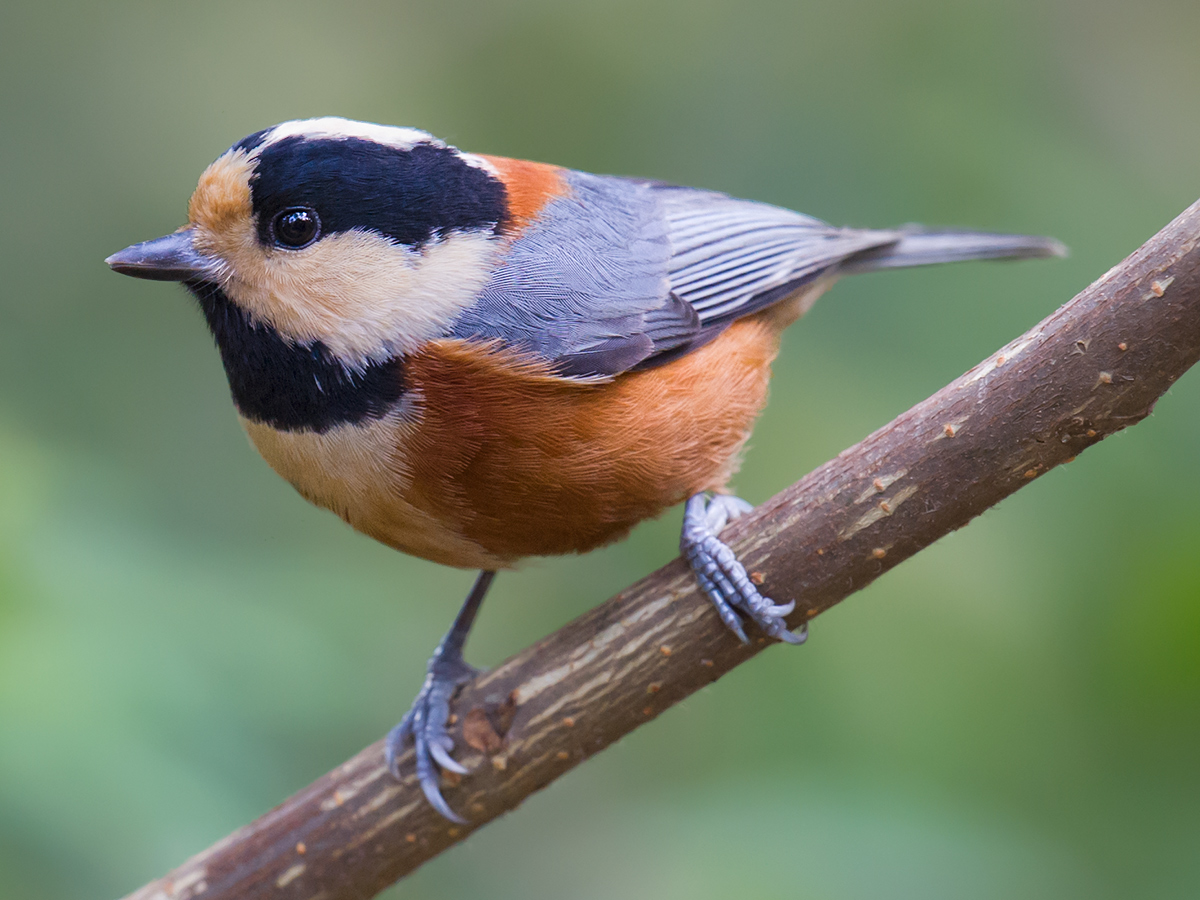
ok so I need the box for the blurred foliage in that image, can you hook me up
[2,0,1200,897]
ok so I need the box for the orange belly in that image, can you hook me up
[243,303,797,570]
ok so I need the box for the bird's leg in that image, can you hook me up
[385,570,495,823]
[681,493,807,645]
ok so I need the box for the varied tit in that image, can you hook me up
[107,117,1064,821]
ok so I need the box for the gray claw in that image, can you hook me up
[385,659,478,825]
[387,571,495,824]
[779,623,809,645]
[681,493,808,645]
[430,740,468,775]
[764,599,796,617]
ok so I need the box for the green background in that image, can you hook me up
[2,1,1199,897]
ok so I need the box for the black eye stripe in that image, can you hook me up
[248,136,507,248]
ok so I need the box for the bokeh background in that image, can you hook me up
[3,0,1199,897]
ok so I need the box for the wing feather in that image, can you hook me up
[447,170,1057,379]
[448,173,889,377]
[655,187,898,326]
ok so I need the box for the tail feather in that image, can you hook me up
[840,229,1067,274]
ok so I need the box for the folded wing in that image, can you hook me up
[447,171,1061,378]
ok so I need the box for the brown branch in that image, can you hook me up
[125,199,1200,900]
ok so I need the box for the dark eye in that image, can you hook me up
[272,207,320,249]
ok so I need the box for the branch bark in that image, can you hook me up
[125,199,1200,900]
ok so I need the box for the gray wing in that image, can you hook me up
[449,170,894,377]
[447,171,1059,378]
[448,171,687,377]
[654,184,897,332]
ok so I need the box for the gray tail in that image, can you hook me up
[840,228,1067,275]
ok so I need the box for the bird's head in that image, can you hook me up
[107,117,508,368]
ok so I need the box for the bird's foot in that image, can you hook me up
[681,493,808,645]
[384,645,479,824]
[385,571,493,823]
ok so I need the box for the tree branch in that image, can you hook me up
[125,199,1200,900]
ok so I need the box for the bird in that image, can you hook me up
[106,116,1064,822]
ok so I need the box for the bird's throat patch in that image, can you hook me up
[188,281,406,433]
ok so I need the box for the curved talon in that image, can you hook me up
[681,492,809,646]
[387,672,474,824]
[430,741,468,775]
[415,737,467,824]
[781,622,809,645]
[764,599,796,617]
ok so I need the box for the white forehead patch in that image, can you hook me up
[261,117,440,151]
[254,117,497,175]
